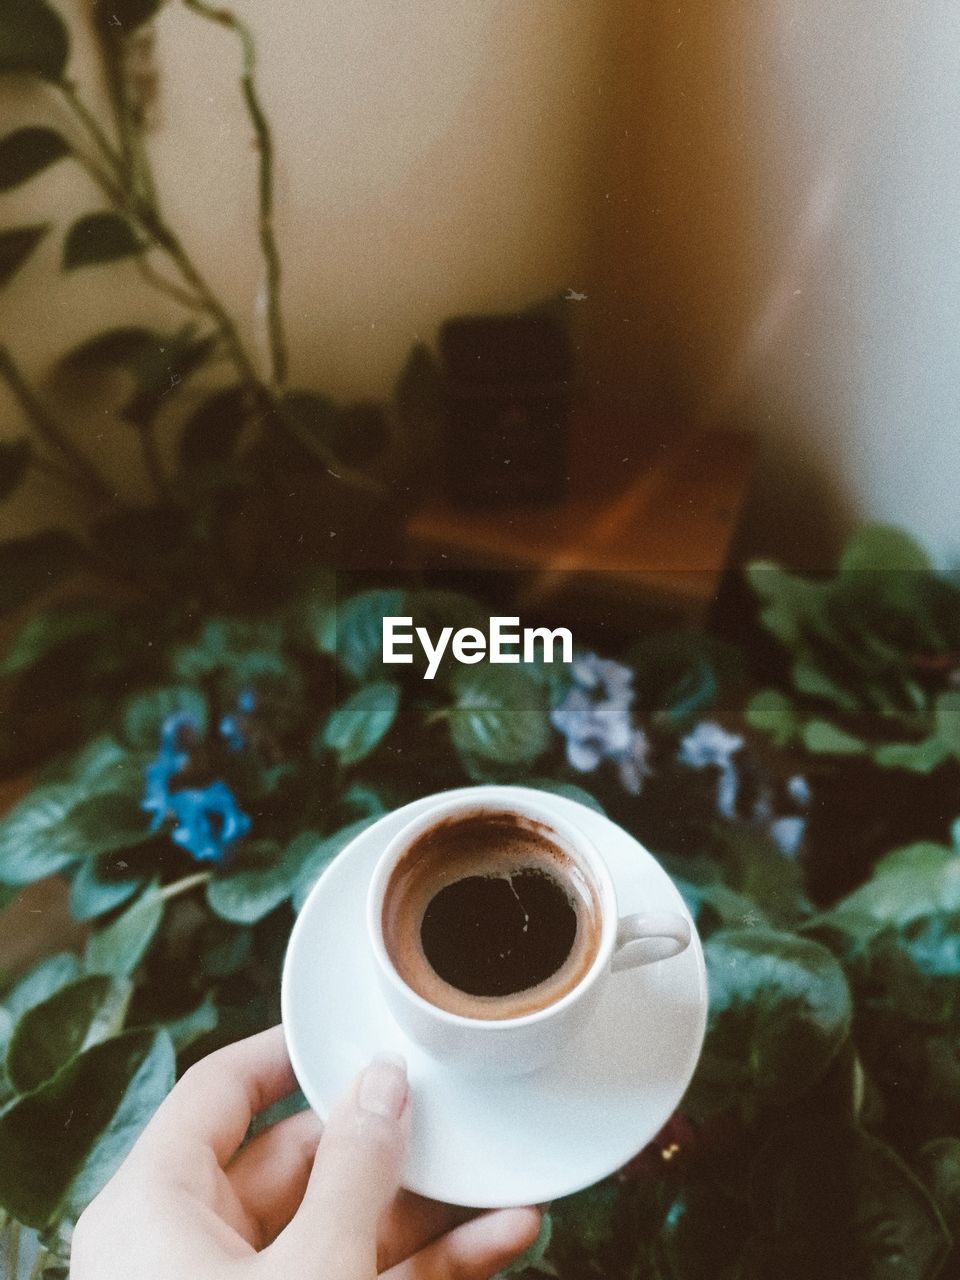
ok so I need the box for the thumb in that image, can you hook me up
[267,1053,409,1278]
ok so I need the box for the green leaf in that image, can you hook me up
[801,719,867,755]
[6,974,131,1094]
[171,616,288,682]
[341,781,387,819]
[0,0,69,79]
[65,1030,175,1220]
[0,530,84,617]
[791,659,860,712]
[3,953,82,1020]
[69,859,144,922]
[0,784,85,883]
[62,212,144,270]
[495,1212,553,1276]
[278,388,341,449]
[120,325,216,427]
[298,577,338,656]
[934,690,960,757]
[165,994,218,1053]
[206,819,378,923]
[178,385,251,468]
[61,326,160,371]
[525,779,605,813]
[85,887,163,977]
[0,437,30,499]
[916,1138,960,1236]
[67,737,131,783]
[744,689,798,747]
[337,589,407,681]
[205,840,292,925]
[873,737,951,773]
[122,685,207,748]
[839,524,932,573]
[826,841,960,937]
[447,664,551,766]
[320,680,400,766]
[2,601,116,675]
[290,818,378,910]
[686,929,852,1117]
[749,1121,950,1280]
[0,784,149,885]
[0,224,48,288]
[0,126,69,190]
[551,1181,620,1257]
[678,876,771,935]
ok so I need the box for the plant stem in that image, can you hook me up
[56,83,266,396]
[98,24,160,210]
[160,871,211,901]
[138,424,170,501]
[57,80,124,172]
[4,1220,19,1280]
[142,217,265,392]
[135,256,207,311]
[0,348,120,511]
[27,1244,49,1280]
[182,0,288,388]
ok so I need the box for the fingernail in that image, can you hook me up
[358,1052,408,1119]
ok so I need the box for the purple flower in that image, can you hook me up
[769,815,805,859]
[551,653,653,795]
[169,781,251,864]
[678,722,744,820]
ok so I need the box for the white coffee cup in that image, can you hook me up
[366,790,691,1075]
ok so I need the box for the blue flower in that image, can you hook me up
[219,714,245,753]
[551,653,653,795]
[168,781,251,864]
[142,711,199,831]
[678,721,744,820]
[160,710,199,756]
[219,688,256,752]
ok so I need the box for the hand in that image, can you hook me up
[71,1026,541,1280]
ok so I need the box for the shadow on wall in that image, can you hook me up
[588,1,883,570]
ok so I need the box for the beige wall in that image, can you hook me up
[1,0,613,534]
[3,1,959,569]
[594,2,960,568]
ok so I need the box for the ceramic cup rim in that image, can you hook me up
[365,791,619,1031]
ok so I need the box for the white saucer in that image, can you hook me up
[282,786,707,1209]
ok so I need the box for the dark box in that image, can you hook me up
[440,312,573,506]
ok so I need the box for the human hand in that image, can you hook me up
[71,1026,541,1279]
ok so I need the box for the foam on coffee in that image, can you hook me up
[381,810,602,1020]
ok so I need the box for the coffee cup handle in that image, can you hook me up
[611,911,691,971]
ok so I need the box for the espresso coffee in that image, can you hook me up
[381,810,602,1020]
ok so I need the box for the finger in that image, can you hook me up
[268,1053,409,1277]
[138,1026,297,1166]
[386,1208,542,1280]
[226,1109,324,1245]
[378,1191,476,1271]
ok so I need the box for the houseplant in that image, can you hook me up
[1,4,959,1277]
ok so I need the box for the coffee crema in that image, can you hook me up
[381,810,602,1020]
